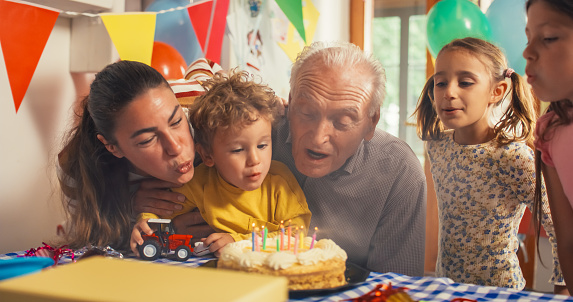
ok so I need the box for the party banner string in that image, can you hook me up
[0,0,224,113]
[1,0,307,113]
[11,0,212,18]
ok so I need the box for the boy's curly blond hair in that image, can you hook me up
[187,70,279,153]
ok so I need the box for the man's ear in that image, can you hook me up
[491,80,509,104]
[97,134,124,158]
[364,109,380,141]
[196,144,215,167]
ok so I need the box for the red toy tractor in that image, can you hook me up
[138,218,194,261]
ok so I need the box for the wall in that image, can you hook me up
[0,0,349,254]
[0,18,74,254]
[225,0,349,99]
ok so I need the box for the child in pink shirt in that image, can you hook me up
[525,0,573,295]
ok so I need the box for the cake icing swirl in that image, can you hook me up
[219,237,347,270]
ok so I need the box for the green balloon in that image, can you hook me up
[426,0,493,57]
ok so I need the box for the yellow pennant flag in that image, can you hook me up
[278,0,319,62]
[277,26,304,63]
[302,0,319,47]
[100,12,156,65]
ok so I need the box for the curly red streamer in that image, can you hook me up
[344,283,412,301]
[22,242,75,265]
[344,283,477,302]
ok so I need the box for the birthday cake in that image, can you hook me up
[217,237,348,290]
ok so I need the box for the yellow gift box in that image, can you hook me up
[0,257,288,302]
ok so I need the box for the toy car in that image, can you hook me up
[138,218,194,261]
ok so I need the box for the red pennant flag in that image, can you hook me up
[0,1,59,113]
[205,0,229,64]
[187,0,213,54]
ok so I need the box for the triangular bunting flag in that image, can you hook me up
[205,0,230,64]
[275,0,306,43]
[0,0,59,113]
[277,26,303,63]
[187,0,213,54]
[100,13,156,65]
[277,0,319,62]
[302,0,319,46]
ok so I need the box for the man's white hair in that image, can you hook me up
[289,41,387,116]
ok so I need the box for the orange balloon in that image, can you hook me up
[151,41,187,80]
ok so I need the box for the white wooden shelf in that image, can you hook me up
[22,0,113,14]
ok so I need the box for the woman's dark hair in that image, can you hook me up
[58,60,170,249]
[526,0,573,16]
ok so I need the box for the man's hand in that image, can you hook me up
[202,233,235,257]
[554,285,569,296]
[130,219,154,257]
[277,97,288,116]
[172,209,215,243]
[132,179,185,217]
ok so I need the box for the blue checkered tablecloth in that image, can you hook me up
[2,250,572,302]
[300,272,573,302]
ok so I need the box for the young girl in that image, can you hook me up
[414,37,564,290]
[526,0,573,295]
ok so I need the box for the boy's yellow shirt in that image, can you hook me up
[138,160,311,241]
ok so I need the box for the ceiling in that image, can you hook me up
[374,0,426,9]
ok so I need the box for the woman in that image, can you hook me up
[58,60,195,250]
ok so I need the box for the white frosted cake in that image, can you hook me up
[217,237,348,290]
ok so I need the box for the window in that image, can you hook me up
[372,6,427,162]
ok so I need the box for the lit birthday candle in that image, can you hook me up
[293,227,299,255]
[251,223,256,251]
[260,226,264,250]
[254,227,260,252]
[262,225,268,250]
[310,227,317,249]
[276,236,280,252]
[287,220,292,250]
[280,221,284,251]
[299,226,304,249]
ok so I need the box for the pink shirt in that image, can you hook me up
[534,110,573,208]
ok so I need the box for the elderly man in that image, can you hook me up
[134,42,426,276]
[272,42,426,275]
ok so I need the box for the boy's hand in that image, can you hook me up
[202,233,235,257]
[132,179,185,217]
[130,219,154,257]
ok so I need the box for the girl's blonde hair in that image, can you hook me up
[187,70,279,153]
[414,37,538,147]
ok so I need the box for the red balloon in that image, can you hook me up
[151,41,187,80]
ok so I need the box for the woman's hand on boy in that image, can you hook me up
[172,209,215,240]
[130,219,154,257]
[202,233,234,257]
[132,179,185,217]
